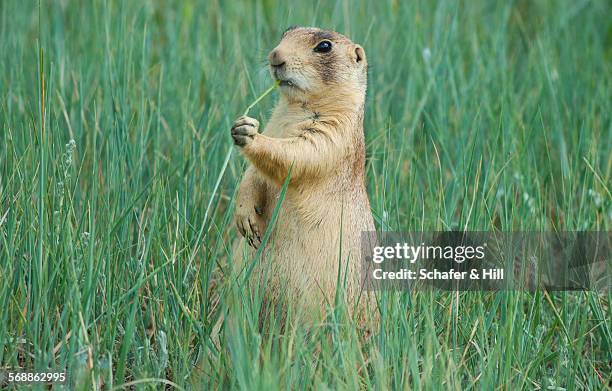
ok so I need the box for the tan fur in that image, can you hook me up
[231,27,375,318]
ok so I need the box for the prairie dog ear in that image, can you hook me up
[350,44,366,64]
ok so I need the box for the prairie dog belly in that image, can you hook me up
[261,185,370,307]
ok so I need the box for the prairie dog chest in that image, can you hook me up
[262,105,318,138]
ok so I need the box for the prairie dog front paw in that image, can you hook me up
[235,203,265,248]
[231,116,259,147]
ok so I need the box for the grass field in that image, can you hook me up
[1,0,611,389]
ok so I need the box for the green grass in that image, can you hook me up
[1,0,611,389]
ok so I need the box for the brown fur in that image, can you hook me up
[231,27,375,319]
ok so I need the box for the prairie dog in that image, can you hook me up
[231,27,375,315]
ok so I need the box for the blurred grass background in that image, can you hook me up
[0,0,610,389]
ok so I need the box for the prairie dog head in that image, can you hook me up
[268,27,367,104]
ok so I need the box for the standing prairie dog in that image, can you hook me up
[231,27,375,316]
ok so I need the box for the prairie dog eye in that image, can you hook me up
[313,40,332,53]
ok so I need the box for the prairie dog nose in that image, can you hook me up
[269,49,286,67]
